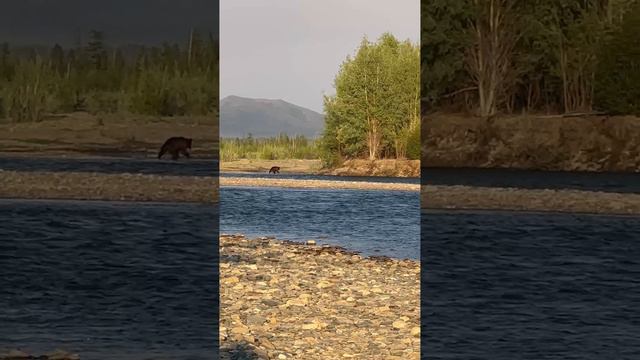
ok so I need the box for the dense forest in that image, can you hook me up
[0,29,218,122]
[422,0,640,116]
[320,33,420,166]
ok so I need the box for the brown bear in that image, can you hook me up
[158,137,192,160]
[269,166,280,174]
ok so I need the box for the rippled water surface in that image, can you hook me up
[221,187,420,260]
[0,200,219,360]
[422,167,640,193]
[422,209,640,359]
[0,156,218,177]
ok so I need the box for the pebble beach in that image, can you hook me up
[219,234,421,360]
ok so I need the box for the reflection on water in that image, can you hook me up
[0,199,219,360]
[422,209,640,359]
[221,187,420,260]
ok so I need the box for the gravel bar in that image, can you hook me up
[220,234,420,360]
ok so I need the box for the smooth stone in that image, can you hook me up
[392,320,407,329]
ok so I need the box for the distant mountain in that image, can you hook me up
[220,95,325,138]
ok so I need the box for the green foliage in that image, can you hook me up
[595,2,640,114]
[424,0,639,115]
[221,134,318,161]
[421,0,474,108]
[320,33,420,164]
[406,122,421,160]
[0,28,218,122]
[1,58,57,122]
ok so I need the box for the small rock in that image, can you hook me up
[316,280,332,289]
[306,240,316,245]
[302,323,318,330]
[48,350,80,360]
[246,315,267,325]
[259,337,276,350]
[278,354,287,359]
[231,325,250,335]
[392,320,407,329]
[243,334,256,343]
[411,326,421,337]
[224,276,240,285]
[261,299,279,306]
[2,350,29,359]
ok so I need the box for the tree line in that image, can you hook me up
[221,133,317,161]
[0,28,218,122]
[320,33,420,166]
[423,0,640,116]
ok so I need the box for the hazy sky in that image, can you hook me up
[220,0,419,113]
[0,0,218,46]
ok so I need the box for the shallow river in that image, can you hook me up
[220,186,420,260]
[0,200,219,360]
[422,209,640,359]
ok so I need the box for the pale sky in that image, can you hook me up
[220,0,419,113]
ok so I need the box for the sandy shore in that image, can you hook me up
[423,185,640,215]
[221,159,420,177]
[0,349,78,360]
[0,170,218,203]
[221,176,419,192]
[220,234,420,360]
[2,170,639,215]
[0,113,218,158]
[221,159,322,174]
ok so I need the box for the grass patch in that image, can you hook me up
[221,134,319,161]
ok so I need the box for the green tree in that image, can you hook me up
[595,1,640,114]
[423,0,639,116]
[0,29,219,120]
[422,0,474,110]
[321,33,419,164]
[86,30,107,70]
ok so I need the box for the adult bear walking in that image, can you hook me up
[269,166,280,174]
[158,137,192,160]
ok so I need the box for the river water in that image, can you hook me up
[220,186,420,260]
[1,156,421,259]
[0,156,219,177]
[421,209,640,359]
[0,199,219,360]
[422,166,640,193]
[421,167,640,358]
[5,156,638,358]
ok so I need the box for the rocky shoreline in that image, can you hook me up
[0,350,78,360]
[3,170,637,215]
[0,170,218,203]
[422,184,640,215]
[220,234,420,360]
[221,159,420,177]
[221,176,419,192]
[325,159,420,177]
